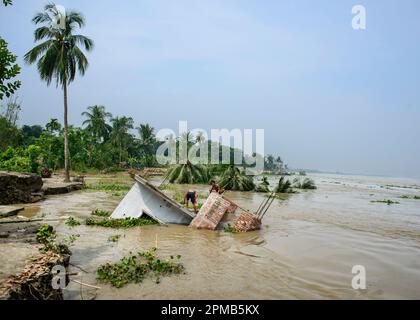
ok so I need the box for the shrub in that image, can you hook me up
[66,217,81,227]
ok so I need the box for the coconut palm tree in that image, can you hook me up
[137,124,155,154]
[165,161,209,184]
[82,105,112,143]
[256,176,270,193]
[110,116,134,164]
[163,131,210,183]
[293,177,317,190]
[218,165,255,191]
[24,3,94,182]
[276,176,293,193]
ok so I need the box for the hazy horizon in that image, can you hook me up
[1,0,419,178]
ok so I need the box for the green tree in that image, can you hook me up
[46,118,61,133]
[82,105,112,144]
[0,37,21,100]
[0,117,20,152]
[20,125,43,147]
[137,123,156,166]
[0,98,21,151]
[256,176,270,193]
[110,116,134,164]
[165,161,209,184]
[24,3,94,182]
[218,165,255,191]
[276,177,293,193]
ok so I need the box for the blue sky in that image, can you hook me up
[1,0,420,178]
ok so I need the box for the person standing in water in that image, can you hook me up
[184,190,199,214]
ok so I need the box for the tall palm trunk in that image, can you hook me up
[63,80,70,182]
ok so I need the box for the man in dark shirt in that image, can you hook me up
[184,190,198,214]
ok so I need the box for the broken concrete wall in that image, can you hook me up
[234,212,262,232]
[190,192,232,230]
[0,172,43,205]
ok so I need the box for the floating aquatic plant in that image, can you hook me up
[97,248,184,288]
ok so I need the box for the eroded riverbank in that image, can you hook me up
[1,172,420,299]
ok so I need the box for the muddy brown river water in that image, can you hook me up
[2,173,420,299]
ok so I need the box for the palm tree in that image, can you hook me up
[137,123,155,154]
[218,165,255,191]
[110,116,134,164]
[137,123,156,167]
[165,161,209,184]
[293,178,317,190]
[276,176,293,193]
[24,3,94,182]
[256,176,270,193]
[82,105,112,143]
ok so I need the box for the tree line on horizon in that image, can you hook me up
[0,2,290,192]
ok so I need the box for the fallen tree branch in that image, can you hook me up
[71,280,101,290]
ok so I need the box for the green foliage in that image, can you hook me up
[25,3,94,181]
[91,209,112,217]
[137,123,157,167]
[0,98,21,152]
[82,105,112,143]
[66,217,81,227]
[255,176,270,193]
[36,224,56,244]
[218,165,255,191]
[36,224,77,254]
[97,248,184,288]
[85,217,158,228]
[110,116,134,164]
[0,37,21,100]
[276,176,294,193]
[24,4,94,88]
[0,145,41,173]
[87,182,131,192]
[21,125,43,147]
[27,145,41,173]
[224,224,237,233]
[166,161,210,184]
[293,178,317,190]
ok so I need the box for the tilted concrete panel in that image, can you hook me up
[111,175,195,225]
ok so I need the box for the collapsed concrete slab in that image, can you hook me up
[111,175,195,225]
